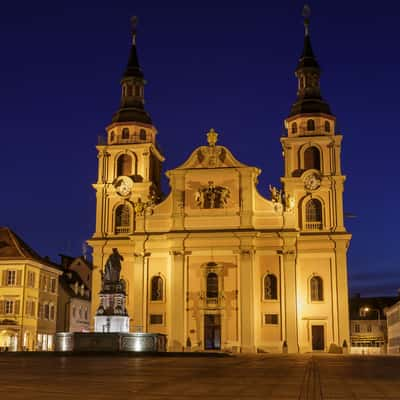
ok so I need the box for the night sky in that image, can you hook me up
[1,1,399,297]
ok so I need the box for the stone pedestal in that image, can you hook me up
[94,315,130,333]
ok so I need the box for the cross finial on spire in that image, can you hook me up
[131,16,138,45]
[302,4,311,36]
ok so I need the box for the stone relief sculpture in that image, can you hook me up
[195,181,230,209]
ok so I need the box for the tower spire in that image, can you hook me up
[289,5,331,117]
[112,16,152,124]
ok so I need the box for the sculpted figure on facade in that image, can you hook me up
[195,181,230,209]
[269,184,282,203]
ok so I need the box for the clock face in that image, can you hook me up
[114,176,133,196]
[304,173,321,191]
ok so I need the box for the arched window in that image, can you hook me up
[122,128,130,139]
[139,129,147,141]
[115,204,131,233]
[324,121,330,132]
[292,122,298,134]
[110,131,115,142]
[44,303,50,320]
[151,276,164,301]
[305,199,322,230]
[310,276,323,301]
[206,272,218,298]
[307,119,315,131]
[264,274,278,300]
[304,146,321,170]
[117,154,132,176]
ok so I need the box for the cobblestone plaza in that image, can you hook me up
[1,354,400,399]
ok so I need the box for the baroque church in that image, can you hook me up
[88,15,351,353]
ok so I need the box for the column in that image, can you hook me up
[239,249,255,352]
[169,251,185,351]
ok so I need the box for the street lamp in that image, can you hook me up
[362,306,386,353]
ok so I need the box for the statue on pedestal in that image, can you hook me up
[103,248,123,283]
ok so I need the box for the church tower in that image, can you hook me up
[280,8,351,350]
[93,17,164,239]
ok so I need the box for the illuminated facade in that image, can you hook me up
[0,227,62,351]
[89,17,351,353]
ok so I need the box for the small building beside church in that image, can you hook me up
[0,227,62,351]
[88,15,352,353]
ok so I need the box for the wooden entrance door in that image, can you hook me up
[312,325,325,351]
[204,314,221,350]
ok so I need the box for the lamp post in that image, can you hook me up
[362,307,385,353]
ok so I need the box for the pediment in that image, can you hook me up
[175,145,249,170]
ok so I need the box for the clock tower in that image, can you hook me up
[280,11,351,350]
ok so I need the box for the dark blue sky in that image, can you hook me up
[1,1,399,296]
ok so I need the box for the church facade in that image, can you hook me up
[88,17,351,353]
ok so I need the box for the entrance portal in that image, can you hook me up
[311,325,325,351]
[204,314,221,350]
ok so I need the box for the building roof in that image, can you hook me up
[0,226,61,270]
[59,269,91,300]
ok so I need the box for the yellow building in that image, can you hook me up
[0,227,62,351]
[89,17,351,353]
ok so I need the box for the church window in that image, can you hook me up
[264,274,278,300]
[304,146,320,170]
[115,204,131,234]
[324,121,330,132]
[122,128,130,139]
[292,122,298,134]
[117,154,132,176]
[151,276,164,301]
[307,119,315,131]
[139,129,146,141]
[305,199,323,230]
[310,276,323,301]
[206,272,218,298]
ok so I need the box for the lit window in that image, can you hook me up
[264,274,278,300]
[151,276,164,301]
[264,314,279,325]
[310,276,323,301]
